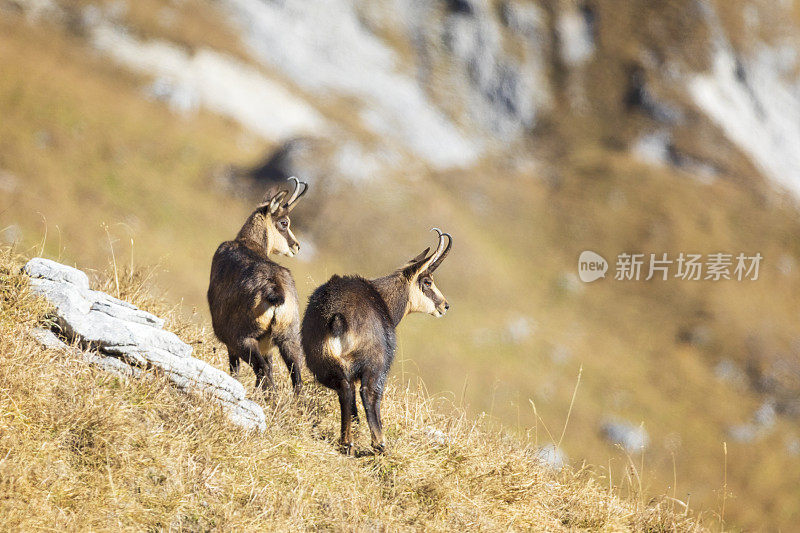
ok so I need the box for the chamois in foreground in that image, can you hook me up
[208,177,308,393]
[302,229,452,454]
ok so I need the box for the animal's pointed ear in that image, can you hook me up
[268,190,288,214]
[257,186,288,215]
[399,247,430,279]
[409,247,430,264]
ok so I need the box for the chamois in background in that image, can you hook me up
[208,177,308,393]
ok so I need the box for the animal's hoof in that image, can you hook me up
[372,442,386,454]
[340,442,354,456]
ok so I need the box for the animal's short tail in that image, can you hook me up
[328,313,346,337]
[264,285,285,307]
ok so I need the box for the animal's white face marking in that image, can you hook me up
[429,283,447,317]
[266,217,294,257]
[407,281,437,315]
[407,275,448,317]
[263,212,300,258]
[284,228,299,256]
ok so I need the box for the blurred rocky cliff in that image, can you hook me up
[13,0,800,195]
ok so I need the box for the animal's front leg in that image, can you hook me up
[228,349,240,377]
[225,344,240,378]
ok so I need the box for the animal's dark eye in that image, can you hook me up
[423,278,432,287]
[279,219,289,229]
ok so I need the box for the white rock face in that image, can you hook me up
[222,0,480,169]
[31,327,71,350]
[690,44,800,196]
[31,327,143,378]
[689,1,800,196]
[442,0,550,138]
[24,257,266,432]
[89,20,327,142]
[557,7,595,66]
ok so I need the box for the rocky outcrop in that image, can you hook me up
[689,1,800,195]
[440,0,550,137]
[30,327,144,379]
[24,257,266,432]
[89,18,328,142]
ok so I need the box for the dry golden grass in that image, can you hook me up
[0,247,706,530]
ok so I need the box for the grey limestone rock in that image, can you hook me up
[24,257,266,432]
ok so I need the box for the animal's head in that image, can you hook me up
[401,228,453,317]
[255,177,308,257]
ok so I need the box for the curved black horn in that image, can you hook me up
[428,231,452,273]
[285,176,308,211]
[286,177,300,202]
[415,228,447,273]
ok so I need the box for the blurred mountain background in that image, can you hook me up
[2,0,800,528]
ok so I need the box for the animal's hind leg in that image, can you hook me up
[240,337,273,391]
[361,370,386,453]
[276,335,303,393]
[350,388,359,423]
[337,379,356,455]
[227,344,240,377]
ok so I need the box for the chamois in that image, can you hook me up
[301,229,452,453]
[208,177,308,392]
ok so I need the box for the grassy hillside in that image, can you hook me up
[2,2,800,529]
[0,247,704,531]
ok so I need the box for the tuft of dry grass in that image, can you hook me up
[0,247,705,530]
